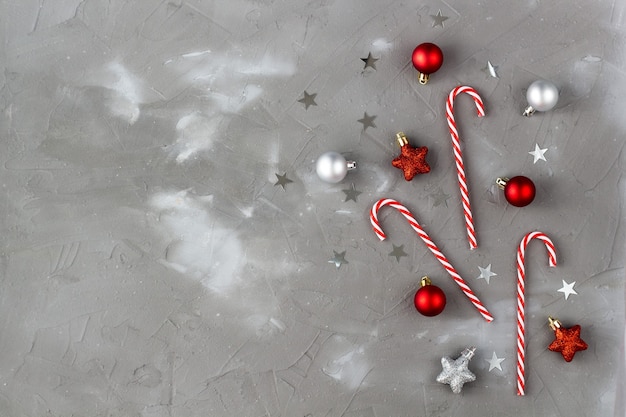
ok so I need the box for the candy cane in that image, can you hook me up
[446,86,485,250]
[515,231,557,396]
[370,198,494,323]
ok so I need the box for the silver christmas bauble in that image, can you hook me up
[526,80,559,112]
[315,151,356,183]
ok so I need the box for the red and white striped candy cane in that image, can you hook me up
[370,198,494,322]
[446,86,485,250]
[515,231,557,396]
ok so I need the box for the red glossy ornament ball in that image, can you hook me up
[414,284,446,317]
[504,176,536,207]
[412,43,444,80]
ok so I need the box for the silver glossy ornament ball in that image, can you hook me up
[523,80,559,116]
[315,151,356,183]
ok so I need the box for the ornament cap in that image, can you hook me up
[461,347,476,361]
[396,132,409,147]
[495,177,509,190]
[346,161,357,170]
[523,105,536,117]
[420,276,432,287]
[418,72,430,85]
[548,316,562,331]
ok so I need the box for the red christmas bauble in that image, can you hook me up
[412,43,444,74]
[504,176,536,207]
[414,284,446,316]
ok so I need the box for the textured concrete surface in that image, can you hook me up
[1,0,625,416]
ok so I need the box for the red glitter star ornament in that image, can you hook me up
[547,317,588,362]
[391,132,431,181]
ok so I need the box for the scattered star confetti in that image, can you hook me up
[388,244,408,262]
[298,90,317,110]
[328,250,348,269]
[476,264,497,284]
[274,173,293,189]
[548,319,588,362]
[486,61,499,78]
[357,112,377,131]
[430,188,451,207]
[436,347,477,394]
[485,351,505,372]
[341,183,362,202]
[430,9,449,28]
[557,280,578,300]
[529,143,548,164]
[361,52,379,70]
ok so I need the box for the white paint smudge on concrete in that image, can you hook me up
[162,51,295,162]
[149,189,243,294]
[208,84,263,114]
[233,54,296,76]
[323,344,371,389]
[181,50,212,59]
[372,165,394,193]
[102,62,143,124]
[370,38,393,52]
[164,50,295,89]
[172,112,224,163]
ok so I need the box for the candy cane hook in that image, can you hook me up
[515,231,557,396]
[370,198,494,322]
[446,86,485,250]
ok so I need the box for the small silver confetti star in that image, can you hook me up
[430,9,449,28]
[329,250,348,269]
[486,61,499,78]
[274,173,293,189]
[388,244,408,262]
[342,183,362,202]
[298,90,317,110]
[361,52,379,70]
[476,264,497,284]
[431,188,451,207]
[436,347,476,394]
[557,280,578,300]
[485,351,505,372]
[357,112,377,131]
[529,143,548,164]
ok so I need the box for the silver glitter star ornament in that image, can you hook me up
[436,347,477,394]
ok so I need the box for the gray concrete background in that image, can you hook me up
[1,0,625,416]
